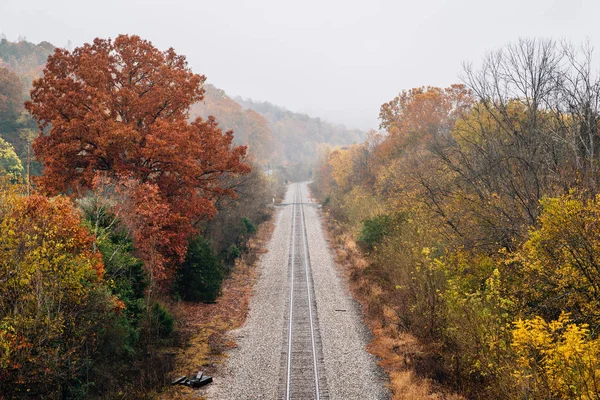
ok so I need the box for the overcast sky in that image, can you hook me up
[1,0,598,130]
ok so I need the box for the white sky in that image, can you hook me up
[1,0,598,130]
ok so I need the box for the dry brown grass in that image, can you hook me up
[323,212,464,400]
[156,218,276,399]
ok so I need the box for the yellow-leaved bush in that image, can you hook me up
[0,183,116,397]
[513,193,600,327]
[512,313,600,399]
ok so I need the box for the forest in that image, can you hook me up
[0,34,360,398]
[2,31,600,400]
[311,39,600,399]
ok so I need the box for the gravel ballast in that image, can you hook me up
[205,183,389,399]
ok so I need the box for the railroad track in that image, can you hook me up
[279,183,329,399]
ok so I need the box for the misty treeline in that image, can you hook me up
[192,84,364,181]
[237,97,364,179]
[0,35,278,399]
[0,38,53,178]
[312,39,600,399]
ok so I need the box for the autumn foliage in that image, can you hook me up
[313,39,600,399]
[26,35,250,286]
[0,33,278,398]
[0,183,115,396]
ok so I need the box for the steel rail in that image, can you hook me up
[298,185,321,399]
[285,183,322,399]
[285,184,297,399]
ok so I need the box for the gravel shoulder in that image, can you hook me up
[205,183,389,399]
[300,183,389,400]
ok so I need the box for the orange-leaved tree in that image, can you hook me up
[25,35,250,288]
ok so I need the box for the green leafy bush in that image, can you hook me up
[176,236,224,302]
[358,214,391,250]
[242,217,257,234]
[79,195,147,355]
[223,243,241,265]
[150,303,174,339]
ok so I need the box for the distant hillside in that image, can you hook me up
[190,85,276,165]
[237,98,364,147]
[193,90,365,180]
[0,39,54,175]
[0,38,55,87]
[236,97,365,179]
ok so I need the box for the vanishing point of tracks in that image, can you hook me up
[279,183,329,399]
